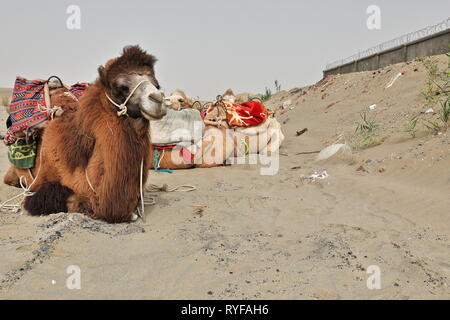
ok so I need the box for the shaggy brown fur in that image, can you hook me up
[50,87,94,172]
[10,46,158,223]
[24,182,73,216]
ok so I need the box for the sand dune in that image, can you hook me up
[0,55,449,299]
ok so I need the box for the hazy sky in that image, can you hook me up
[0,0,449,99]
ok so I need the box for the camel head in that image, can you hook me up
[222,89,236,103]
[166,89,194,110]
[98,45,167,120]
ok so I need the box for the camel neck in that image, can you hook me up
[80,83,149,132]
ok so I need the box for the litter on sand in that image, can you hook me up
[315,144,352,161]
[282,100,292,109]
[296,128,308,136]
[192,204,207,217]
[425,108,434,114]
[300,170,329,181]
[385,72,403,89]
[368,104,377,110]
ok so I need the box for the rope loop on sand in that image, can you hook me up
[146,183,197,193]
[0,151,43,212]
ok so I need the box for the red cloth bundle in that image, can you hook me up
[225,101,269,128]
[202,100,269,128]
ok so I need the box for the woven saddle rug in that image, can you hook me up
[4,76,89,145]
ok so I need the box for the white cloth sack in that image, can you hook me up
[150,108,204,146]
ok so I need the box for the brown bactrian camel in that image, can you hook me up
[7,46,167,223]
[166,89,195,110]
[221,89,258,104]
[221,89,236,103]
[150,118,284,170]
[151,125,235,170]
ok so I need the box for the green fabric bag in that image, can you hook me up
[7,138,37,169]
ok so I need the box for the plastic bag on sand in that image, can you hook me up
[385,73,403,89]
[316,144,352,161]
[300,170,329,181]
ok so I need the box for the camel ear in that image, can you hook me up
[98,65,109,88]
[146,55,157,69]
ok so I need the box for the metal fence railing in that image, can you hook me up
[325,17,450,71]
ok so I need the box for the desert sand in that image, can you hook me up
[0,55,449,299]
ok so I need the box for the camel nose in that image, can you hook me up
[163,97,172,107]
[149,91,163,104]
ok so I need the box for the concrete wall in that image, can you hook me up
[324,29,450,77]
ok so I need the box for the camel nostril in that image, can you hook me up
[149,92,163,103]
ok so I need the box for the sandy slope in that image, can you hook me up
[0,55,449,299]
[0,88,12,97]
[0,88,12,109]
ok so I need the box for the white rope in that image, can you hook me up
[135,160,198,221]
[85,169,96,194]
[146,184,197,193]
[157,150,165,169]
[0,151,43,212]
[28,169,34,181]
[137,158,145,222]
[105,80,150,117]
[47,106,64,120]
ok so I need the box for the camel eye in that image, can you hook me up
[178,99,184,103]
[113,83,129,94]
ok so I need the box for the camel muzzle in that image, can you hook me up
[148,91,164,104]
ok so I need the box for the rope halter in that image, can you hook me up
[105,79,150,117]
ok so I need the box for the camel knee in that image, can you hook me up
[4,166,21,188]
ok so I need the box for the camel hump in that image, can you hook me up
[223,88,234,96]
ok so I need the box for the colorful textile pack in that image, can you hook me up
[69,83,90,99]
[3,77,90,145]
[4,77,50,145]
